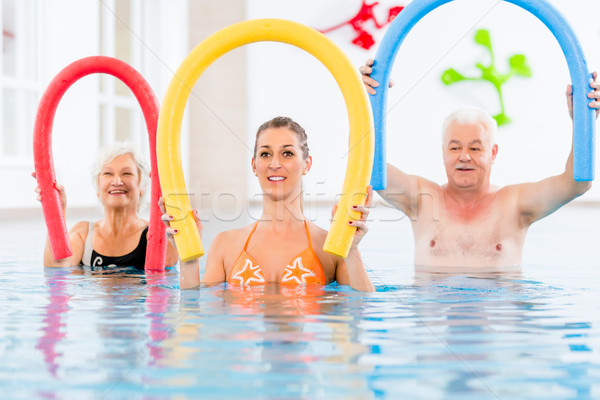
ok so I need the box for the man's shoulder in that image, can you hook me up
[484,184,524,214]
[419,176,444,190]
[494,183,526,199]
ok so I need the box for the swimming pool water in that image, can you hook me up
[1,205,599,399]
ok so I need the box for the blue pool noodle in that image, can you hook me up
[369,0,595,190]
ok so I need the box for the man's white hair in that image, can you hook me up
[441,107,497,145]
[91,142,150,211]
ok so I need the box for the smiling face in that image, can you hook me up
[252,127,312,201]
[442,120,498,191]
[97,153,143,210]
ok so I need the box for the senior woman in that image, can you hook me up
[35,142,178,268]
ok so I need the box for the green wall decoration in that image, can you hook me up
[441,28,532,126]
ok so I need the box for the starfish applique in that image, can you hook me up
[230,259,265,286]
[281,257,318,285]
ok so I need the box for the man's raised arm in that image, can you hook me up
[360,59,431,217]
[516,73,599,226]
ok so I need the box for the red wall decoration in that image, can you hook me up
[319,0,404,50]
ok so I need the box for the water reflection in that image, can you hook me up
[36,268,71,376]
[35,266,178,382]
[151,284,376,399]
[412,270,527,398]
[368,268,596,399]
[145,270,172,366]
[22,265,600,399]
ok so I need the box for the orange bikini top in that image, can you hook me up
[227,220,326,286]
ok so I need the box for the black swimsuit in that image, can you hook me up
[82,222,148,268]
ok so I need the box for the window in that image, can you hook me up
[98,0,159,150]
[1,0,39,161]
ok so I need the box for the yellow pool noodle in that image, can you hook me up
[157,18,373,261]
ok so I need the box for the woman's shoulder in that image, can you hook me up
[306,220,328,240]
[306,221,337,256]
[71,221,89,231]
[68,220,93,246]
[305,221,340,275]
[210,223,255,249]
[70,220,91,234]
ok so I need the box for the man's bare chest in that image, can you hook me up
[411,201,525,264]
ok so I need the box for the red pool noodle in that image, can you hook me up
[33,56,167,269]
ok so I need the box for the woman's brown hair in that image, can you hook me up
[253,116,309,159]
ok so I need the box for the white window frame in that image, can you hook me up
[98,0,153,149]
[0,0,42,166]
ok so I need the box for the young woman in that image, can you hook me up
[35,142,179,268]
[162,116,375,291]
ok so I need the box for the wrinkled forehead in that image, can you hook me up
[101,153,138,170]
[443,121,493,145]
